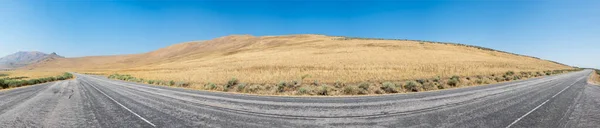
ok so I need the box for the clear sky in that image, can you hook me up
[0,0,598,68]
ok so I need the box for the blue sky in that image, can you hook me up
[0,0,598,68]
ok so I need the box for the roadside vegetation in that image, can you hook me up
[107,69,580,96]
[590,69,600,85]
[0,72,73,90]
[108,74,191,87]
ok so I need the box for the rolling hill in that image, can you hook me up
[28,34,573,85]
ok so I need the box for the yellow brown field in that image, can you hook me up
[590,70,600,85]
[27,34,576,95]
[0,70,65,80]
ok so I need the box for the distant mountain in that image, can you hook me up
[0,51,64,69]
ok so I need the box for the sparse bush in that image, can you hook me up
[404,81,421,92]
[433,76,441,83]
[236,83,246,92]
[169,80,176,86]
[416,79,426,85]
[381,82,398,93]
[222,85,229,92]
[317,85,329,95]
[447,79,459,87]
[422,82,438,91]
[298,87,309,94]
[450,75,460,81]
[147,80,155,84]
[277,81,286,92]
[513,75,521,80]
[227,77,239,88]
[358,82,370,91]
[448,76,460,87]
[506,71,515,76]
[312,80,319,86]
[0,79,5,89]
[205,82,217,90]
[343,85,358,95]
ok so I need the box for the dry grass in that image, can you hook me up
[30,34,573,86]
[590,70,600,85]
[0,70,65,80]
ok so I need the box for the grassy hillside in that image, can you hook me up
[30,34,572,85]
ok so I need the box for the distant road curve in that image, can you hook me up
[0,70,599,127]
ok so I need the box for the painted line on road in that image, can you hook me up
[505,76,584,128]
[87,81,157,127]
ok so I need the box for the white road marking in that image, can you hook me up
[505,76,584,128]
[88,81,157,127]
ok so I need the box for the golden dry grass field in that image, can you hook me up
[29,34,573,86]
[0,70,65,80]
[590,70,600,85]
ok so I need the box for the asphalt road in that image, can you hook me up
[0,70,599,128]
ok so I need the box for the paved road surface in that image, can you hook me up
[0,70,599,127]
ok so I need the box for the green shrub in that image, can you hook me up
[169,80,175,86]
[358,82,370,91]
[298,87,309,94]
[222,85,229,92]
[227,78,238,88]
[506,71,515,76]
[0,79,7,89]
[205,83,217,90]
[433,76,441,83]
[513,75,521,80]
[317,85,329,95]
[343,85,358,95]
[416,79,426,85]
[448,76,460,87]
[447,79,459,87]
[277,81,286,92]
[277,81,287,92]
[147,80,155,84]
[236,83,246,92]
[404,81,421,92]
[422,82,438,91]
[381,82,398,93]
